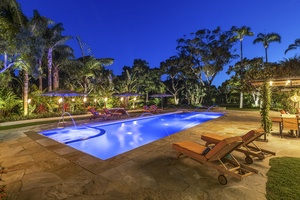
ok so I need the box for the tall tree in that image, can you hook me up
[28,10,53,91]
[44,23,72,91]
[253,32,281,63]
[160,55,186,104]
[177,26,237,104]
[131,59,163,103]
[52,45,74,90]
[230,26,254,108]
[0,0,34,116]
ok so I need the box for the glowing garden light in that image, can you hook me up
[104,97,108,108]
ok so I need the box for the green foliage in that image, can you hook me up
[0,110,87,123]
[271,89,294,113]
[260,81,272,133]
[0,88,23,117]
[267,157,300,200]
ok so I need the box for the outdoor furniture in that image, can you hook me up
[271,116,300,138]
[271,117,283,137]
[88,108,107,120]
[143,106,151,112]
[281,117,300,138]
[172,136,258,185]
[103,108,122,118]
[150,105,162,113]
[280,110,288,115]
[201,129,276,164]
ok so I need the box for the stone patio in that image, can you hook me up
[1,110,299,200]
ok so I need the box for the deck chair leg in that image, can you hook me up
[175,152,182,159]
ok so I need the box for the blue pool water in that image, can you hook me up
[40,112,223,160]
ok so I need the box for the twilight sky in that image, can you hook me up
[17,0,300,86]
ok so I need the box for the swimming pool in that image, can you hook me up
[40,112,223,160]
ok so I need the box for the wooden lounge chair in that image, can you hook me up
[103,108,122,118]
[201,129,276,164]
[143,106,151,112]
[172,136,258,185]
[88,108,106,120]
[150,105,162,113]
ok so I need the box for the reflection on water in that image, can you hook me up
[40,112,223,160]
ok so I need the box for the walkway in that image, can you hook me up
[0,110,299,199]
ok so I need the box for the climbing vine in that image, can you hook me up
[260,81,272,140]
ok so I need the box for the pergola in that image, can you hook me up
[250,77,300,107]
[251,77,300,88]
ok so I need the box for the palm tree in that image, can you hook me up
[76,56,105,94]
[285,38,300,54]
[231,26,254,61]
[52,45,74,90]
[44,23,72,92]
[253,32,281,63]
[29,10,53,91]
[231,26,254,108]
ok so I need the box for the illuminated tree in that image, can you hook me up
[43,23,72,92]
[177,26,237,104]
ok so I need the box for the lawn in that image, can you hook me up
[266,157,300,200]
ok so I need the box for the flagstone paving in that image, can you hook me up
[1,110,299,199]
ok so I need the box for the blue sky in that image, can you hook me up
[18,0,300,86]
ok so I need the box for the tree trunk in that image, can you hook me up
[265,48,268,63]
[53,66,59,90]
[174,97,179,105]
[47,48,53,92]
[252,92,260,107]
[23,70,29,116]
[38,58,43,91]
[39,76,43,91]
[239,92,243,108]
[239,40,244,109]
